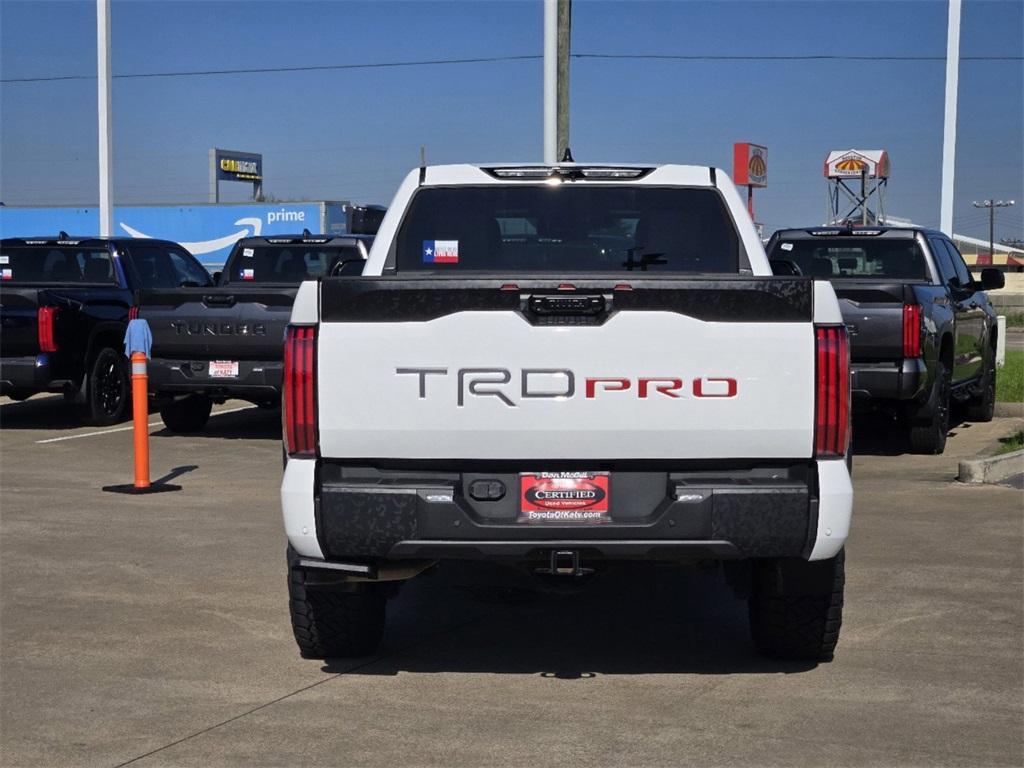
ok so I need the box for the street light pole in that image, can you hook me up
[543,0,557,164]
[940,0,962,236]
[972,200,1016,262]
[97,0,114,237]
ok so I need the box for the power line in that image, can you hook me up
[2,52,1021,84]
[0,55,542,83]
[575,53,1022,62]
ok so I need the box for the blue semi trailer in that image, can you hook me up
[0,201,383,269]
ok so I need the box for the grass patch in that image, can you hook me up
[997,350,1024,403]
[996,430,1024,455]
[1003,313,1024,329]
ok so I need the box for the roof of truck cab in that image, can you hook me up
[0,236,182,247]
[419,163,719,187]
[233,234,373,245]
[769,227,938,241]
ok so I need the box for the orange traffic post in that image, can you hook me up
[130,351,150,489]
[103,318,181,495]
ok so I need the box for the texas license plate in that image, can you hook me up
[518,472,610,523]
[208,360,239,378]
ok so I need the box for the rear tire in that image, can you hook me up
[82,347,128,426]
[159,395,212,433]
[287,546,385,659]
[965,356,996,423]
[908,361,951,454]
[749,550,845,662]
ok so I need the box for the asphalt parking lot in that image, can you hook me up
[1,396,1021,767]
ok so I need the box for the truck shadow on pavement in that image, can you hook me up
[0,394,132,430]
[851,411,969,456]
[325,562,819,678]
[150,406,282,441]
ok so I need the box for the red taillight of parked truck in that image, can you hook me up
[283,325,317,457]
[37,307,58,353]
[902,304,922,358]
[815,325,850,458]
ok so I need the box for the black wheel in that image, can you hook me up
[287,546,385,659]
[965,356,996,423]
[908,361,951,454]
[749,549,845,662]
[158,395,212,433]
[82,347,128,426]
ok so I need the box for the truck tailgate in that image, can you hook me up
[832,281,914,361]
[0,288,40,356]
[140,286,296,360]
[315,278,817,461]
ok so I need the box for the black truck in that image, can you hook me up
[0,235,212,425]
[766,226,1004,454]
[139,233,370,432]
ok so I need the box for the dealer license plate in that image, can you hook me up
[518,472,611,524]
[208,360,239,378]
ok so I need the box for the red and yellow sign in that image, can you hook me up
[824,150,890,179]
[733,143,768,187]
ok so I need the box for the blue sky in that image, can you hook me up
[1,0,1021,240]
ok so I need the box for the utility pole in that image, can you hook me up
[543,0,571,163]
[97,0,114,237]
[972,200,1016,261]
[939,0,962,236]
[556,0,572,161]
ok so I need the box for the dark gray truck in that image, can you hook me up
[766,226,1004,454]
[0,235,210,425]
[139,233,370,432]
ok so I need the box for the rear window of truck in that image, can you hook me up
[227,245,364,283]
[770,238,929,280]
[394,186,741,273]
[0,246,118,285]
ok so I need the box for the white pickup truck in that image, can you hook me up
[281,163,852,662]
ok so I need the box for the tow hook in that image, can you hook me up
[535,550,593,578]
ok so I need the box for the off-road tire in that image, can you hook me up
[965,357,996,423]
[159,395,212,433]
[908,361,951,454]
[82,347,128,426]
[749,549,845,662]
[287,547,385,659]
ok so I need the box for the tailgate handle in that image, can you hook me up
[203,294,236,307]
[528,294,606,315]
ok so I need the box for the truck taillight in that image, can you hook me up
[37,307,58,353]
[902,304,922,358]
[815,325,850,458]
[283,325,317,457]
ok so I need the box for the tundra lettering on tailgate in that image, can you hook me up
[396,367,737,407]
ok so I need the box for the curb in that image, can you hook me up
[958,448,1024,484]
[994,402,1024,418]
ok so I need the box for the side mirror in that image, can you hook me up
[769,259,802,276]
[979,267,1005,291]
[212,270,223,285]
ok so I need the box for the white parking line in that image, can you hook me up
[35,406,257,444]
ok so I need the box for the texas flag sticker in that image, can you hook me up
[240,268,255,280]
[1,268,12,280]
[423,240,459,264]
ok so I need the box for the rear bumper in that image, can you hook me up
[0,354,71,395]
[147,358,282,403]
[281,459,852,566]
[850,357,927,402]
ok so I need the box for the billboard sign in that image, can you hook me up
[213,149,262,182]
[733,143,767,188]
[824,149,890,180]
